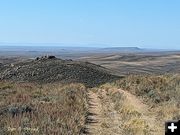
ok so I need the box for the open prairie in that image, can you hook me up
[78,52,180,75]
[0,50,180,135]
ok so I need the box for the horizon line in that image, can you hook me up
[0,42,179,51]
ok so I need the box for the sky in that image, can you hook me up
[0,0,180,49]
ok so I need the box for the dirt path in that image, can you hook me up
[84,88,157,135]
[84,89,124,134]
[84,91,102,134]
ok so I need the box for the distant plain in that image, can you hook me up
[0,46,180,135]
[1,46,180,75]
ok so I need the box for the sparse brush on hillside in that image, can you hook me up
[0,74,179,135]
[0,58,120,88]
[114,74,180,105]
[107,74,180,134]
[97,84,155,135]
[0,82,87,135]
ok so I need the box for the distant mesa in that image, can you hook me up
[101,47,142,52]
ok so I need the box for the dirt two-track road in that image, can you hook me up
[83,88,160,135]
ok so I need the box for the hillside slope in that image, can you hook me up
[0,57,120,87]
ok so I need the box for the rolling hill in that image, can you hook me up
[0,56,120,87]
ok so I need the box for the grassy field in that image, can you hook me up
[0,74,179,135]
[80,53,180,75]
[114,74,180,107]
[0,82,87,135]
[85,74,180,135]
[112,74,180,134]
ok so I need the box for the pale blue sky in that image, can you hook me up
[0,0,180,49]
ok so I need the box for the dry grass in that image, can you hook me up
[0,74,179,135]
[98,84,155,135]
[114,74,180,103]
[80,74,180,135]
[0,81,87,135]
[109,74,180,134]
